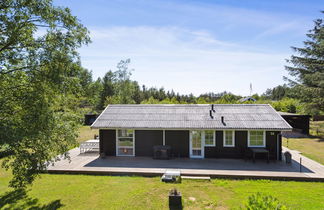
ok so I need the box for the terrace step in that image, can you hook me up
[181,176,211,181]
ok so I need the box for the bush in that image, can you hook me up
[271,98,300,113]
[244,192,287,210]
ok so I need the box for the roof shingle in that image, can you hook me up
[91,104,292,130]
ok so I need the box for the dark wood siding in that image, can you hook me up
[265,131,280,160]
[281,115,310,134]
[205,131,247,158]
[135,130,163,156]
[165,130,189,157]
[99,129,116,156]
[204,131,218,158]
[205,131,281,160]
[99,129,281,160]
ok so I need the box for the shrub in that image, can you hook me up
[244,192,287,210]
[271,98,300,113]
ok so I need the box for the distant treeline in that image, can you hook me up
[77,59,306,115]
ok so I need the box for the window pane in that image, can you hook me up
[205,130,214,145]
[192,131,201,140]
[249,131,264,146]
[205,139,212,145]
[224,131,233,146]
[254,141,263,146]
[118,129,133,138]
[191,131,202,149]
[192,149,201,156]
[118,138,133,146]
[225,131,232,140]
[250,131,256,136]
[255,131,263,136]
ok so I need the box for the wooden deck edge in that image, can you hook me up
[45,169,324,182]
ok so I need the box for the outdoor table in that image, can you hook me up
[250,148,269,163]
[80,139,99,153]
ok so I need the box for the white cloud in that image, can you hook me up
[255,21,306,39]
[79,26,290,96]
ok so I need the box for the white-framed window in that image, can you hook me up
[223,130,235,147]
[204,130,215,146]
[248,130,265,147]
[116,129,135,156]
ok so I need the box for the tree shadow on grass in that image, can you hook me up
[306,135,324,142]
[0,189,63,210]
[316,138,324,142]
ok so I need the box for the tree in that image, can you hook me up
[114,59,136,104]
[85,77,103,111]
[262,85,290,100]
[76,67,102,110]
[141,96,159,104]
[285,12,324,114]
[0,0,90,188]
[132,81,143,104]
[98,59,137,106]
[97,70,115,110]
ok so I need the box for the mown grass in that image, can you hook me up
[76,126,98,143]
[283,137,324,165]
[1,124,324,209]
[283,121,324,165]
[310,121,324,137]
[1,165,324,210]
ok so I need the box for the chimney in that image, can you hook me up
[211,104,215,112]
[210,110,214,119]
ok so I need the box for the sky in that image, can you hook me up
[55,0,323,96]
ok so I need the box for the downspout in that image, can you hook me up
[277,132,282,161]
[163,130,165,146]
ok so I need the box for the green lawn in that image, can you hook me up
[2,124,324,209]
[76,126,99,143]
[1,165,324,210]
[283,137,324,165]
[283,121,324,165]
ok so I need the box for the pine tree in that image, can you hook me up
[285,12,324,114]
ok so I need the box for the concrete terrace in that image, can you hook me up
[47,146,324,181]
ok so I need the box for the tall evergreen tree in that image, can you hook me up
[285,12,324,114]
[97,70,115,110]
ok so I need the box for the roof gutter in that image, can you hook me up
[90,104,110,129]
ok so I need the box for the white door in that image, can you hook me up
[190,130,204,158]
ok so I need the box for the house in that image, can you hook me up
[238,96,256,102]
[278,111,311,135]
[91,104,292,160]
[84,113,98,125]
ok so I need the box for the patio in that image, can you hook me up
[47,146,324,181]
